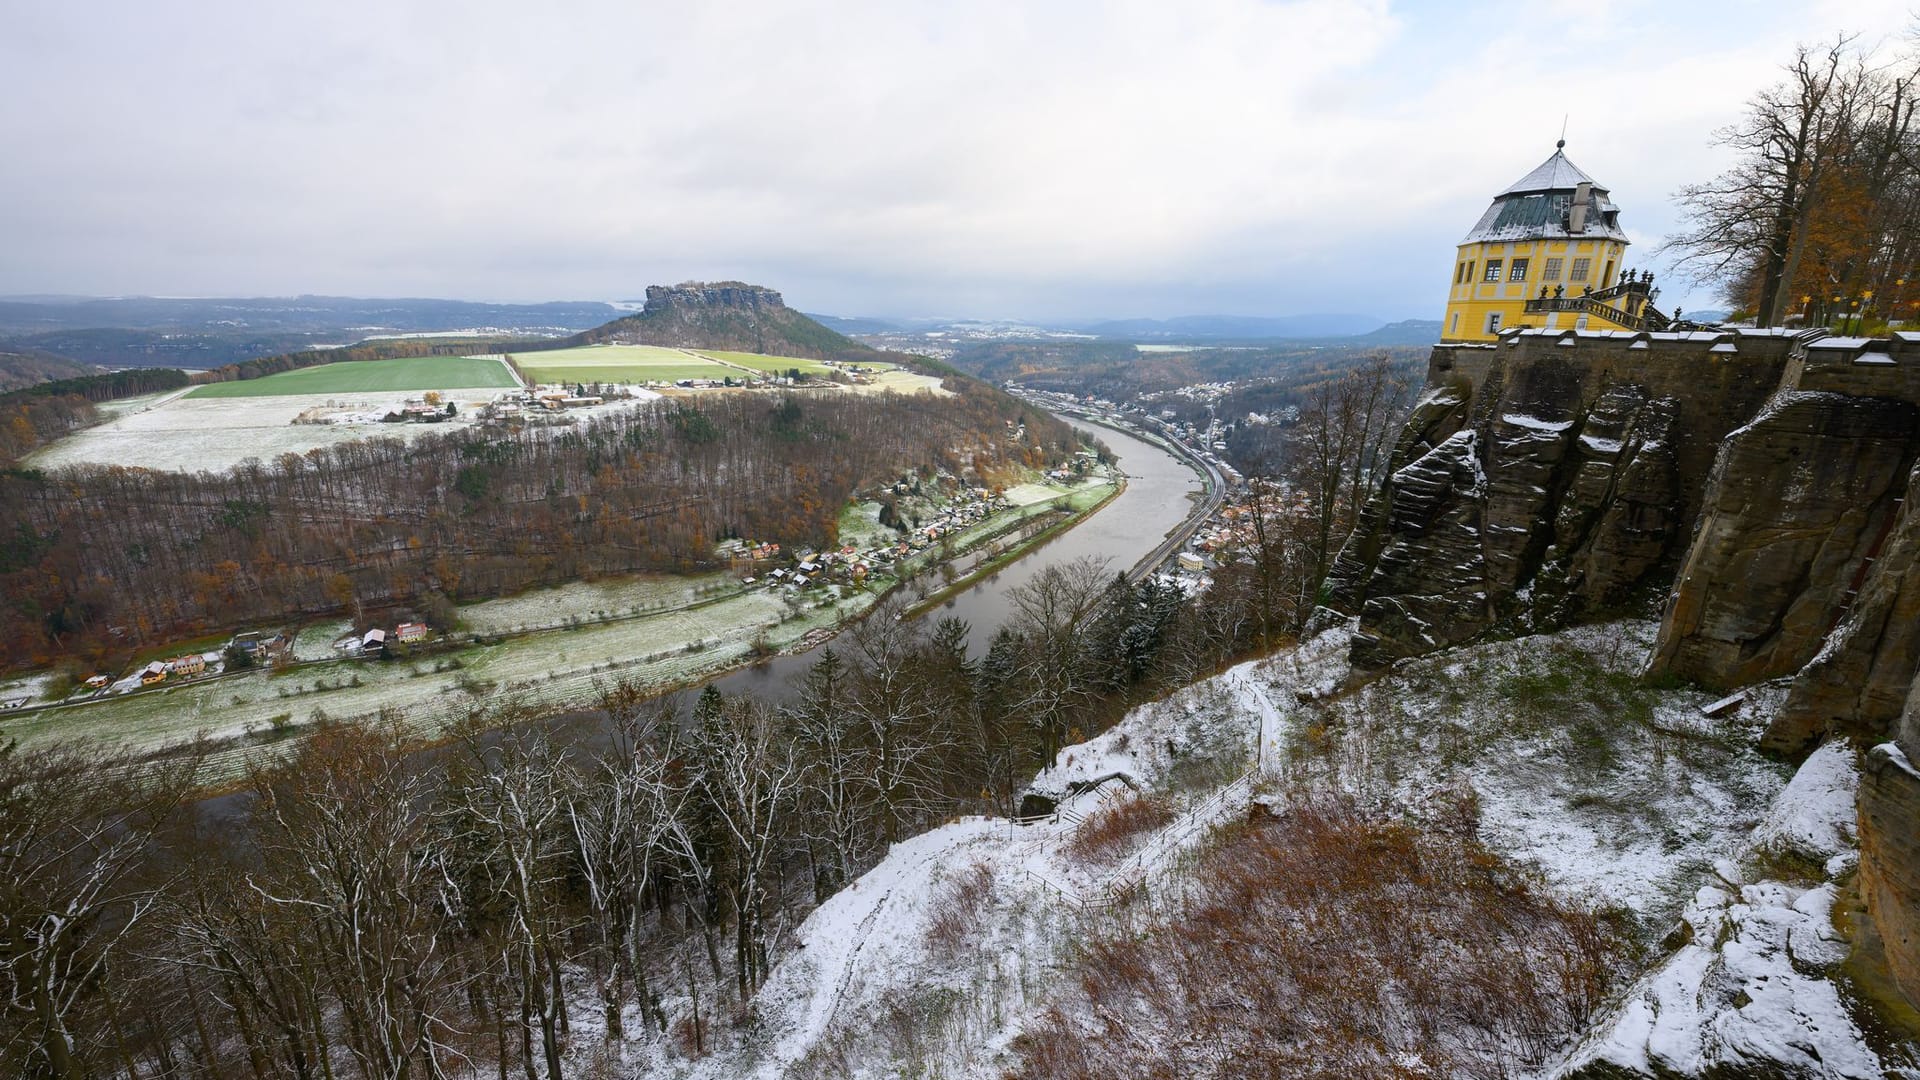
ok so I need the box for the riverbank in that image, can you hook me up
[3,470,1120,783]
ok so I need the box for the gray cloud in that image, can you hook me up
[3,0,1914,320]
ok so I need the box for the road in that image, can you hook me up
[1035,401,1227,582]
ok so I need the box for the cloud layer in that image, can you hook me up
[3,0,1913,319]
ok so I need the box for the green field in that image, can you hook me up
[693,350,835,375]
[510,345,736,385]
[697,350,896,375]
[189,355,517,398]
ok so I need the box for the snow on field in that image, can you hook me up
[5,585,824,777]
[290,619,354,661]
[459,573,736,634]
[26,393,506,472]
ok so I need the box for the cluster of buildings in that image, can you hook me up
[732,484,1012,593]
[336,621,433,656]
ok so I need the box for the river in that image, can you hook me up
[708,417,1206,700]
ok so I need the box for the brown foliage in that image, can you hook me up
[1015,798,1629,1080]
[0,382,1077,666]
[1064,795,1172,866]
[924,860,997,958]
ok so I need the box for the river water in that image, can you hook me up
[709,417,1204,700]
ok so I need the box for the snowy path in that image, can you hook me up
[750,820,1001,1077]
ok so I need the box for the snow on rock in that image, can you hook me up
[1558,880,1881,1079]
[1503,412,1577,432]
[1750,740,1860,867]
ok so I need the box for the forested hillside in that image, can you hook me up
[0,347,98,391]
[1,382,1074,668]
[947,339,1425,404]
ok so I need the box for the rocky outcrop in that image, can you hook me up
[1334,328,1793,667]
[642,281,788,314]
[1648,392,1920,690]
[1766,461,1920,753]
[1860,683,1920,1009]
[559,281,886,363]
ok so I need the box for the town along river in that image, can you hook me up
[193,417,1203,826]
[706,416,1207,702]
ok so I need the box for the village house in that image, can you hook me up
[394,622,431,644]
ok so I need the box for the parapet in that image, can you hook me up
[1793,332,1920,402]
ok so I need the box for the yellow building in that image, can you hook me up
[1442,142,1666,343]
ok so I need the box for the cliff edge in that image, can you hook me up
[1334,327,1920,1014]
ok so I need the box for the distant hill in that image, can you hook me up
[1351,319,1444,345]
[806,313,907,335]
[0,294,621,336]
[0,347,100,391]
[565,283,886,362]
[1080,313,1387,341]
[0,294,624,370]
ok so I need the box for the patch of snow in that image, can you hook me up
[1502,412,1576,432]
[1750,740,1859,864]
[1560,880,1884,1079]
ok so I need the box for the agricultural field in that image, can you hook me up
[509,344,735,385]
[27,390,515,472]
[188,355,516,397]
[693,349,838,375]
[3,582,850,780]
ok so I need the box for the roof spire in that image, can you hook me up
[1558,114,1568,150]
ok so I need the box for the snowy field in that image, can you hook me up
[26,385,669,473]
[5,582,842,777]
[26,392,506,472]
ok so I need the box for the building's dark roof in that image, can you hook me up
[1464,143,1629,245]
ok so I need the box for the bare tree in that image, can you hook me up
[1004,556,1114,765]
[0,742,199,1079]
[1663,39,1870,324]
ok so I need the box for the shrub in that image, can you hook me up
[924,861,996,958]
[1016,796,1629,1080]
[1065,795,1172,865]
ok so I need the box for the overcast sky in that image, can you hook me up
[3,1,1914,322]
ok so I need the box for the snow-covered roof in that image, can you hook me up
[1498,145,1598,195]
[1462,142,1629,245]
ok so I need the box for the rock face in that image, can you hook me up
[1766,461,1920,753]
[1648,392,1920,690]
[1331,328,1794,667]
[1341,328,1920,1014]
[642,281,787,314]
[565,281,884,363]
[1860,685,1920,1009]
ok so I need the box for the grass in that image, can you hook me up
[510,344,736,385]
[693,350,837,375]
[189,355,516,397]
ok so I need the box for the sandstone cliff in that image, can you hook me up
[1336,328,1920,1014]
[1329,328,1793,668]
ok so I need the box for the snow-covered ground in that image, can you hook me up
[577,619,1912,1079]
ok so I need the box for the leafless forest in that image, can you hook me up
[0,382,1075,668]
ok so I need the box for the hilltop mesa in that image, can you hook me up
[565,280,888,364]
